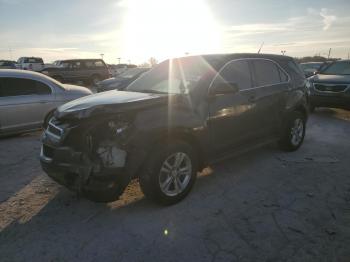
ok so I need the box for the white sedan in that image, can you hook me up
[0,69,92,136]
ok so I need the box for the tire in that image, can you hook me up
[139,141,198,205]
[279,111,306,152]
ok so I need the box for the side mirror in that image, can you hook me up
[210,81,239,96]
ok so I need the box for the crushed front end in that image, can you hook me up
[40,112,142,202]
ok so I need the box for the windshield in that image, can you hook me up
[118,68,149,79]
[126,57,214,94]
[320,61,350,75]
[300,63,322,71]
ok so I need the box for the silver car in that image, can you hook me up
[0,69,92,136]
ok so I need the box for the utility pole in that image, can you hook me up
[327,48,332,59]
[117,57,121,64]
[100,53,104,60]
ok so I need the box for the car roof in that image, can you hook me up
[60,59,103,62]
[0,69,62,87]
[178,53,293,64]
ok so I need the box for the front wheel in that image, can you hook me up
[139,141,198,205]
[279,111,306,151]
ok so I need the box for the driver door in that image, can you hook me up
[208,59,261,153]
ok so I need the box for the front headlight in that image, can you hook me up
[108,120,130,135]
[305,79,313,95]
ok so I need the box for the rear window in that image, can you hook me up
[252,60,281,86]
[0,77,51,97]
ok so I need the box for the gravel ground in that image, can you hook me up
[0,108,350,262]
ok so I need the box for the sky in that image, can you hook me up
[1,0,350,64]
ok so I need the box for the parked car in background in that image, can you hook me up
[40,53,308,205]
[300,62,324,77]
[40,59,111,85]
[108,64,137,77]
[96,67,150,92]
[0,60,17,69]
[307,60,350,111]
[17,57,45,71]
[0,69,92,136]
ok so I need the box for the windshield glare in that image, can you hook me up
[321,61,350,75]
[126,57,213,94]
[119,68,148,79]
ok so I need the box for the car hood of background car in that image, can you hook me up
[62,84,92,96]
[55,90,169,119]
[310,74,350,84]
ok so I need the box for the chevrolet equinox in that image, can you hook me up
[40,53,308,205]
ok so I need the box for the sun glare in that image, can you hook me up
[120,0,222,62]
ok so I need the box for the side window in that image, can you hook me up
[253,60,281,86]
[95,61,104,68]
[84,61,94,68]
[0,78,51,97]
[278,68,289,82]
[35,81,51,95]
[214,60,252,90]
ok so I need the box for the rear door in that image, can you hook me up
[250,59,290,136]
[0,77,55,133]
[208,59,262,153]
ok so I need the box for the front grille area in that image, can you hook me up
[314,84,348,93]
[42,145,54,158]
[46,118,64,139]
[48,124,62,137]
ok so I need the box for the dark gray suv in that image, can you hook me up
[41,59,111,85]
[40,53,308,205]
[308,60,350,110]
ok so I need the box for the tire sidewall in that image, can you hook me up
[282,111,306,151]
[141,141,198,205]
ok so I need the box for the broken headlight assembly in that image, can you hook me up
[107,120,130,136]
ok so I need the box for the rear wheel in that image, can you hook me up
[139,141,198,205]
[279,111,306,151]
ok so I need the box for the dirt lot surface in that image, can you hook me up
[1,109,350,262]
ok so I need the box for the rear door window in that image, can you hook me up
[252,60,282,86]
[0,78,51,97]
[214,60,252,90]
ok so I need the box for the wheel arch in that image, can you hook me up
[136,129,207,177]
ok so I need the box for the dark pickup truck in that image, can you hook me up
[41,59,111,85]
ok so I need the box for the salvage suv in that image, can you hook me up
[40,53,308,205]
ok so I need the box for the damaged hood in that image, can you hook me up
[55,90,168,119]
